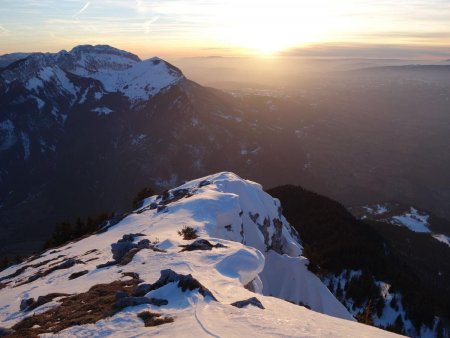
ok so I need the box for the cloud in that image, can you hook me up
[0,24,9,35]
[136,0,152,14]
[143,16,159,33]
[73,1,90,18]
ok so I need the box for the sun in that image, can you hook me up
[215,1,324,55]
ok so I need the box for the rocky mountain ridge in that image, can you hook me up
[0,172,399,337]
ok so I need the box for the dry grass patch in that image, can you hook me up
[137,311,174,327]
[9,275,141,337]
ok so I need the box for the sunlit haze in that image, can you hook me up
[1,0,450,59]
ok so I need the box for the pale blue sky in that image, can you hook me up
[1,0,449,58]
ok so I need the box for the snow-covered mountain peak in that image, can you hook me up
[66,45,140,76]
[69,44,141,63]
[0,172,400,337]
[0,45,184,103]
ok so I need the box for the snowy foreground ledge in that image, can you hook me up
[0,172,401,337]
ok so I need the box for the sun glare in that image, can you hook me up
[214,0,334,55]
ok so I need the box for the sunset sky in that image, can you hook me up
[1,0,450,59]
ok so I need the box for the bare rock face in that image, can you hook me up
[97,234,162,269]
[115,296,168,309]
[249,213,286,254]
[150,269,217,301]
[111,234,144,261]
[231,297,265,309]
[179,239,226,252]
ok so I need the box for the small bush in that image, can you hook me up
[177,226,198,240]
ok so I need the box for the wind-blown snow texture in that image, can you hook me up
[0,172,400,337]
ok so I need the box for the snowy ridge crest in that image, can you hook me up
[0,172,399,337]
[0,44,184,103]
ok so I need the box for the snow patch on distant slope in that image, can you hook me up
[433,234,450,247]
[363,204,389,215]
[92,107,114,115]
[390,207,430,233]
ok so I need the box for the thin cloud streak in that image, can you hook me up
[73,1,90,18]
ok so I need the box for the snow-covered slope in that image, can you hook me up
[349,202,450,247]
[0,172,399,337]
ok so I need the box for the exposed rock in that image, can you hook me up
[112,236,138,261]
[115,297,150,308]
[122,272,141,281]
[270,218,284,254]
[136,188,195,216]
[231,297,265,309]
[58,258,77,269]
[20,298,34,311]
[68,270,89,280]
[99,234,162,268]
[249,212,260,223]
[115,296,168,309]
[115,291,128,300]
[133,283,153,297]
[179,239,227,252]
[82,249,98,256]
[149,298,169,306]
[0,327,14,336]
[177,274,216,300]
[146,269,217,301]
[16,258,82,286]
[96,261,116,269]
[244,280,256,292]
[0,266,28,283]
[198,180,211,188]
[84,257,99,263]
[161,189,191,206]
[157,205,168,213]
[21,293,69,312]
[151,269,182,290]
[118,248,141,266]
[137,311,174,327]
[137,239,151,249]
[0,256,64,282]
